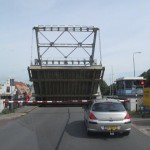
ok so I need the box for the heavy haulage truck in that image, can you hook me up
[27,25,105,106]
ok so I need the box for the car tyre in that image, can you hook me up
[87,130,92,136]
[123,131,130,136]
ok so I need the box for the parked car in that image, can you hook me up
[84,98,131,136]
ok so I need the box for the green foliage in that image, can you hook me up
[1,108,15,114]
[140,69,150,87]
[109,83,117,95]
[100,80,109,95]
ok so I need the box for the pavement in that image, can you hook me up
[131,115,150,137]
[0,106,150,137]
[0,106,37,120]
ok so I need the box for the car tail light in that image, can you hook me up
[124,113,130,119]
[88,112,97,120]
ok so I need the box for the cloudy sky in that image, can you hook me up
[0,0,149,84]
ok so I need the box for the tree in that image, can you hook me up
[109,83,117,96]
[99,80,109,95]
[140,69,150,87]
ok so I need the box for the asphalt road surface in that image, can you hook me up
[0,107,150,150]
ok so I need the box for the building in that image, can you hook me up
[14,81,31,99]
[0,79,31,100]
[0,79,16,112]
[0,79,16,99]
[0,79,31,112]
[115,77,146,111]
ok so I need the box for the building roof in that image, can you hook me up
[116,77,146,82]
[14,81,31,96]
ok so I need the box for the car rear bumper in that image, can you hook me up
[86,119,131,133]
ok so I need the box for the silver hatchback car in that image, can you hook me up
[84,99,131,136]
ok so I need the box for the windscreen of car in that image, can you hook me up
[92,102,126,112]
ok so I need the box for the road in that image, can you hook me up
[0,107,150,150]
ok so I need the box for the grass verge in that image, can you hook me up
[0,108,15,115]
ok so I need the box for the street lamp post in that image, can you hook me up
[133,52,141,77]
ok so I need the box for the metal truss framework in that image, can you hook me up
[33,25,99,66]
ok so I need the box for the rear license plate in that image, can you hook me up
[105,125,118,131]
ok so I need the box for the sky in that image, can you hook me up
[0,0,150,85]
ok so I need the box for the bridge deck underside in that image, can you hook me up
[28,66,104,101]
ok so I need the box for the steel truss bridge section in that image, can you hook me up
[33,25,99,66]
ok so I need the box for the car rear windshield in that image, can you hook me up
[92,102,126,112]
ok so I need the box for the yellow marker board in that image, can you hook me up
[143,88,150,106]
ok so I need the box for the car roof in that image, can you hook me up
[92,98,121,104]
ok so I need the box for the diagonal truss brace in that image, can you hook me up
[33,25,99,66]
